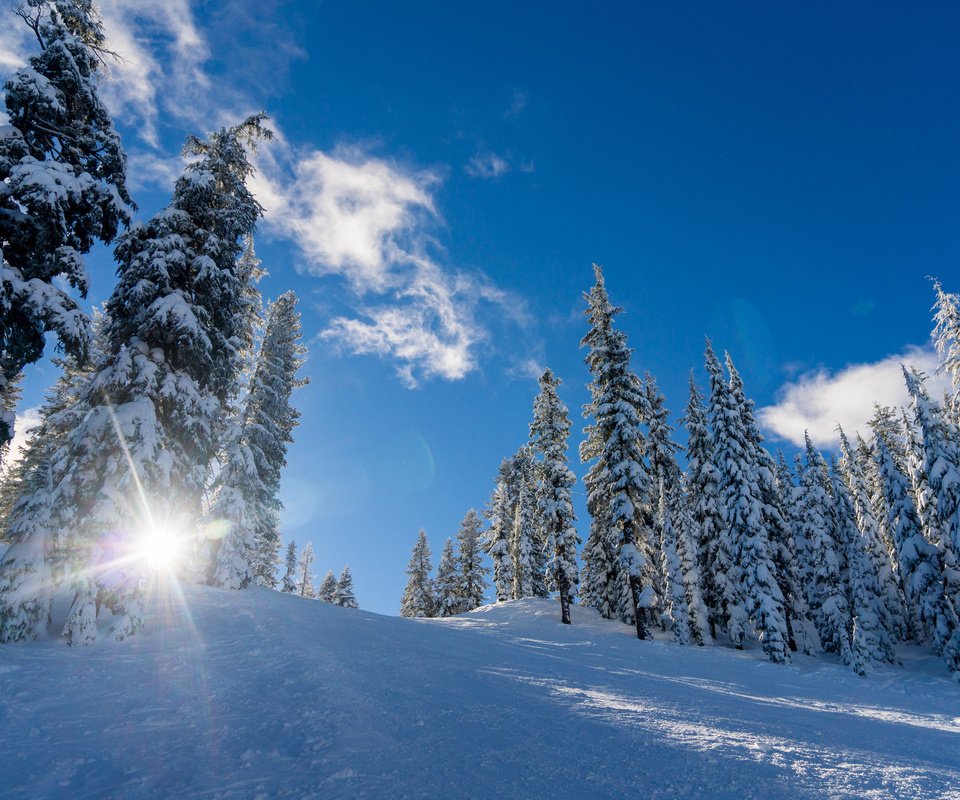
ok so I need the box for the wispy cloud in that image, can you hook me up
[465,151,511,180]
[758,345,950,449]
[504,88,529,120]
[253,136,525,386]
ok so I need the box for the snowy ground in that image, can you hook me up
[2,583,959,799]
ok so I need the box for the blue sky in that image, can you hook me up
[5,1,959,614]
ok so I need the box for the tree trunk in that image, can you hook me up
[557,570,571,625]
[622,520,647,640]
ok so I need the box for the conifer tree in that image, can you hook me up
[510,447,538,599]
[682,373,724,639]
[281,541,298,594]
[401,529,435,618]
[209,290,308,590]
[0,0,132,455]
[529,369,579,624]
[580,265,652,638]
[297,541,315,597]
[932,280,960,416]
[706,342,788,662]
[434,539,461,617]
[658,481,692,645]
[333,566,358,609]
[455,509,489,612]
[483,459,515,602]
[877,436,960,674]
[674,482,710,645]
[316,570,337,603]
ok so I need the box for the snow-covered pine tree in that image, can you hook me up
[511,446,539,600]
[434,538,461,617]
[682,372,725,640]
[932,280,960,418]
[796,432,852,663]
[316,570,337,603]
[706,342,789,662]
[455,509,488,612]
[47,115,271,645]
[658,480,692,645]
[837,428,906,642]
[903,368,960,604]
[333,566,358,609]
[281,541,298,593]
[483,459,516,602]
[829,459,896,672]
[0,0,132,455]
[0,345,98,641]
[209,290,308,590]
[401,529,435,618]
[529,368,580,624]
[297,541,315,597]
[876,436,960,674]
[674,481,710,646]
[580,265,652,638]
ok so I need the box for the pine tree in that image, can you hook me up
[316,570,337,603]
[46,115,271,646]
[707,343,788,663]
[682,373,725,640]
[401,529,435,618]
[281,541,298,594]
[877,436,960,674]
[333,566,358,609]
[0,0,132,456]
[658,481,692,645]
[580,265,652,638]
[510,446,540,599]
[529,368,579,624]
[483,459,515,602]
[932,280,960,417]
[209,290,308,590]
[674,482,710,645]
[455,509,488,612]
[297,541,315,597]
[434,538,461,617]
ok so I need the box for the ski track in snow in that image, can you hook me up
[1,582,958,799]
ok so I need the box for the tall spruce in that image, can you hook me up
[580,265,652,638]
[932,280,960,417]
[511,446,539,599]
[401,529,435,618]
[529,368,580,624]
[483,458,516,602]
[682,373,725,639]
[434,538,461,617]
[46,115,271,645]
[0,0,132,455]
[658,480,692,645]
[455,509,489,612]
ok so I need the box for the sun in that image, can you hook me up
[136,526,182,570]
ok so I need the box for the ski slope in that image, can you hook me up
[1,582,958,799]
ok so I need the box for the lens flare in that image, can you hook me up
[137,526,181,570]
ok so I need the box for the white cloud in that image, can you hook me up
[758,345,950,449]
[253,136,524,385]
[5,407,42,468]
[465,152,511,179]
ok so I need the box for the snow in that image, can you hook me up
[2,585,959,798]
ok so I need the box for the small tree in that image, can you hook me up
[401,529,435,618]
[434,539,461,617]
[297,541,315,597]
[316,570,337,602]
[455,509,489,612]
[280,541,298,593]
[333,566,358,609]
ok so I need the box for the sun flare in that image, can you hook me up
[136,527,182,570]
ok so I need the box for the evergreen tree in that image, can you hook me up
[511,446,538,599]
[280,541,298,594]
[316,570,337,603]
[658,481,692,645]
[674,482,710,645]
[333,566,358,609]
[483,459,515,602]
[580,265,652,638]
[297,541,315,597]
[932,280,960,417]
[529,368,579,624]
[401,529,435,618]
[455,509,488,612]
[46,115,271,645]
[706,343,788,663]
[209,290,308,590]
[682,373,725,639]
[0,0,132,455]
[877,436,960,674]
[434,538,461,617]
